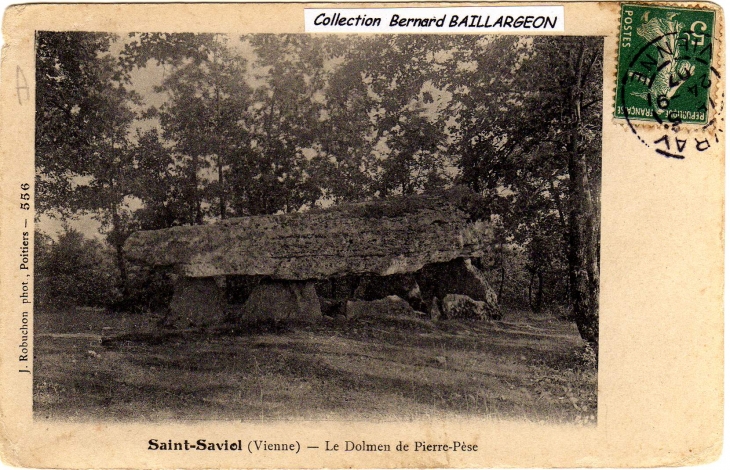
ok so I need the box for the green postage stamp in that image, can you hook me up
[615,3,716,125]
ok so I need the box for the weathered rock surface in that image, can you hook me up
[441,294,502,321]
[417,258,499,311]
[234,281,322,322]
[165,277,227,328]
[441,294,490,321]
[125,189,491,279]
[345,296,416,319]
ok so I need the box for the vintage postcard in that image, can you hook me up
[0,1,724,468]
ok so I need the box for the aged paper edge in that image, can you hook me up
[0,1,724,468]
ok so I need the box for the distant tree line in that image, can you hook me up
[35,33,602,346]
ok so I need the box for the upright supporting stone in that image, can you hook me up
[167,277,227,328]
[417,258,500,317]
[239,281,322,323]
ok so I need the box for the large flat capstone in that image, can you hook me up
[124,189,492,280]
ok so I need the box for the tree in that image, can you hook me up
[555,38,602,348]
[321,35,455,200]
[36,32,119,213]
[309,36,379,202]
[154,36,253,221]
[130,128,190,229]
[122,33,238,223]
[120,32,217,71]
[519,37,601,346]
[447,36,602,348]
[126,33,322,219]
[239,34,327,214]
[36,31,140,296]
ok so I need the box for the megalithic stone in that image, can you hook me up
[124,188,493,280]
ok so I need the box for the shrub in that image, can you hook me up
[35,227,122,307]
[115,264,174,313]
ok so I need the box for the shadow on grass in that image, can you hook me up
[34,308,596,422]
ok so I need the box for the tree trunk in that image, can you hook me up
[498,261,505,304]
[566,40,600,350]
[191,154,203,225]
[567,123,600,347]
[535,270,544,313]
[565,271,571,304]
[114,240,129,298]
[107,135,129,299]
[111,205,129,299]
[218,154,226,219]
[213,56,226,221]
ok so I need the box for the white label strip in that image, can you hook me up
[305,7,564,33]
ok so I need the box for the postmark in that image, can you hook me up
[615,4,723,159]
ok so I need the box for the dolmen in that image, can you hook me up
[124,187,501,328]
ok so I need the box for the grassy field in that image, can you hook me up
[34,306,597,423]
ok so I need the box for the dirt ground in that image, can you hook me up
[33,307,597,423]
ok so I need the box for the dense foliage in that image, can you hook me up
[34,228,120,307]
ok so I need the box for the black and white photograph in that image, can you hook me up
[33,32,601,423]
